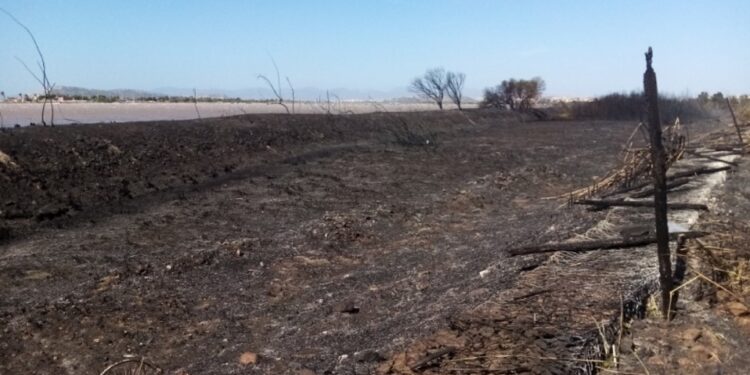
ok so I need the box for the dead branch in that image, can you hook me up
[3,8,54,125]
[411,347,457,371]
[685,150,738,166]
[574,199,708,211]
[286,76,295,114]
[668,165,731,180]
[192,88,202,120]
[99,357,162,375]
[508,231,708,257]
[629,177,692,198]
[257,55,290,114]
[602,166,730,198]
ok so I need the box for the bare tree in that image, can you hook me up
[2,8,55,125]
[518,77,545,110]
[480,77,545,111]
[257,56,290,114]
[410,68,447,110]
[445,71,466,110]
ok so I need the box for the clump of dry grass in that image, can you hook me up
[99,357,162,375]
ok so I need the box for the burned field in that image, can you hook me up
[0,112,720,374]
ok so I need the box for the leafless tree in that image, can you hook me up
[445,71,466,110]
[2,8,55,125]
[317,90,346,114]
[410,68,447,110]
[257,56,291,114]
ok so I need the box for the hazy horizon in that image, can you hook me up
[1,1,749,99]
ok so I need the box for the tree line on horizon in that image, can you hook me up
[409,67,546,112]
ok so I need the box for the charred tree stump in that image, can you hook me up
[644,47,672,319]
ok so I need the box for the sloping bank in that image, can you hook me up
[0,110,520,243]
[378,130,742,374]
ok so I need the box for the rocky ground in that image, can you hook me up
[0,111,726,374]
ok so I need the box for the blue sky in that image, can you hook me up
[1,0,748,98]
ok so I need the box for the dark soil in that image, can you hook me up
[0,111,717,374]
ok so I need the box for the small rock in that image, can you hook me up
[354,349,384,363]
[239,351,258,365]
[298,369,316,375]
[338,301,360,314]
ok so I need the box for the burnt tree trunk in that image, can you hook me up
[644,47,672,319]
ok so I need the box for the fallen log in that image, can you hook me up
[685,150,738,167]
[667,165,731,180]
[574,199,708,211]
[508,231,708,256]
[629,178,692,198]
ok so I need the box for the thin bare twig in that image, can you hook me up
[256,54,291,114]
[192,88,202,120]
[2,8,54,125]
[286,76,295,114]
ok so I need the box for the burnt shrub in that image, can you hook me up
[565,92,712,123]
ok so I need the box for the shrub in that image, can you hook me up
[480,77,545,111]
[565,92,712,123]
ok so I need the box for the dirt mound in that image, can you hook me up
[0,111,513,240]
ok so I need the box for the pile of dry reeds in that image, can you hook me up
[556,119,686,203]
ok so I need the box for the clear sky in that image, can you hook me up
[1,0,748,98]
